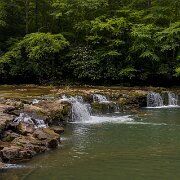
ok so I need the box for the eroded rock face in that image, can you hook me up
[1,86,177,165]
[0,97,69,164]
[0,105,15,131]
[50,126,64,135]
[1,146,35,163]
[0,161,6,168]
[0,127,60,163]
[17,122,35,135]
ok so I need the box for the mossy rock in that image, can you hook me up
[47,104,71,126]
[2,135,15,142]
[91,102,119,114]
[42,128,59,137]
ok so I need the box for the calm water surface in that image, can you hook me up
[1,108,180,180]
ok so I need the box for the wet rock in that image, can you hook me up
[33,129,49,140]
[23,100,71,126]
[6,122,18,132]
[2,131,20,142]
[47,138,58,149]
[50,126,64,134]
[33,128,60,149]
[32,145,46,154]
[1,146,35,163]
[0,162,6,168]
[12,135,46,148]
[17,122,35,135]
[91,102,119,114]
[0,105,15,131]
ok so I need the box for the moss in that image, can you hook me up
[91,102,119,114]
[16,143,24,148]
[36,110,48,117]
[47,103,71,125]
[91,102,104,110]
[42,128,59,137]
[2,135,15,142]
[61,103,71,115]
[118,98,127,105]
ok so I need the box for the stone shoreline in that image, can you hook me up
[0,86,179,167]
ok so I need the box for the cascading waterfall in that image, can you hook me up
[168,92,178,106]
[93,94,108,103]
[14,113,47,128]
[147,91,179,107]
[147,92,164,107]
[61,95,133,124]
[61,95,92,122]
[92,94,120,113]
[32,99,40,104]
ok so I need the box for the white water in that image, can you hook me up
[61,95,92,122]
[32,99,40,104]
[93,94,109,103]
[14,113,47,128]
[80,115,134,124]
[147,92,164,107]
[92,94,120,113]
[61,95,124,122]
[168,92,178,106]
[147,92,179,108]
[70,115,168,126]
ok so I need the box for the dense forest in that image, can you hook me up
[0,0,179,85]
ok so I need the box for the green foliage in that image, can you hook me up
[156,22,180,52]
[69,46,102,82]
[0,0,179,85]
[0,33,69,83]
[119,67,137,79]
[174,67,180,77]
[130,24,160,61]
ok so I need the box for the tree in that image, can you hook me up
[0,33,69,83]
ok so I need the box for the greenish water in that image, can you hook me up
[1,108,180,180]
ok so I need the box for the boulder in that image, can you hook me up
[47,138,59,149]
[0,162,6,168]
[1,146,35,163]
[33,128,60,149]
[33,129,49,140]
[50,126,64,135]
[2,130,20,142]
[17,122,35,135]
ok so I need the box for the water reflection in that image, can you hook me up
[1,108,180,179]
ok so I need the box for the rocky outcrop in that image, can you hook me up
[0,85,179,166]
[0,98,67,164]
[0,126,61,163]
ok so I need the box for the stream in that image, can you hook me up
[1,107,180,180]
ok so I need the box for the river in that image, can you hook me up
[1,107,180,180]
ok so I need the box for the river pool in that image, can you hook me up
[1,107,180,180]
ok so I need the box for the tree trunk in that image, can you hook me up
[35,0,38,31]
[147,0,151,8]
[25,0,29,34]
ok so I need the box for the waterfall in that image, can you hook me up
[14,113,47,128]
[168,92,178,106]
[61,95,91,122]
[147,92,164,107]
[32,99,40,104]
[93,94,108,103]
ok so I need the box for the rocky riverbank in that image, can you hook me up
[0,97,70,167]
[0,85,179,167]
